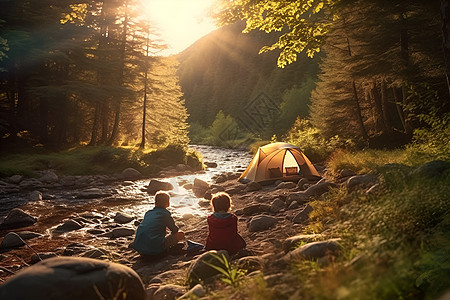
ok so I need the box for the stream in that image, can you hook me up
[0,145,253,239]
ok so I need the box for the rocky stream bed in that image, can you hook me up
[0,144,419,299]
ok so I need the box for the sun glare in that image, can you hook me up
[142,0,217,55]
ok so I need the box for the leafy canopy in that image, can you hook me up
[215,0,336,67]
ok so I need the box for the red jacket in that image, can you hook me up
[205,213,245,255]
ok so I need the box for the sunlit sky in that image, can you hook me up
[143,0,218,55]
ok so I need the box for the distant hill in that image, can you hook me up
[176,21,320,129]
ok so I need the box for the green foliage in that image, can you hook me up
[0,145,203,177]
[293,154,450,299]
[203,253,247,288]
[276,77,316,134]
[188,122,211,145]
[215,0,334,67]
[177,21,319,129]
[284,117,354,162]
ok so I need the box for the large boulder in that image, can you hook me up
[283,239,341,261]
[1,208,37,229]
[121,168,142,180]
[192,178,210,198]
[0,256,145,300]
[186,250,229,287]
[147,180,174,195]
[248,215,277,232]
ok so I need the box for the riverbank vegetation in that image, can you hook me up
[0,145,203,178]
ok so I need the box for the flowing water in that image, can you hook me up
[0,146,253,238]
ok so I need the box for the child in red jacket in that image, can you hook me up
[205,192,246,255]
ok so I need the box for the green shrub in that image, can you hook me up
[284,117,354,163]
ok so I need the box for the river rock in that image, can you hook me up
[0,232,25,249]
[283,239,341,261]
[63,243,90,256]
[215,174,227,183]
[204,162,218,168]
[152,284,185,300]
[287,191,309,205]
[179,284,206,299]
[296,178,310,190]
[81,248,110,259]
[304,181,337,198]
[176,164,188,172]
[411,160,450,178]
[236,256,263,273]
[248,215,277,232]
[242,204,270,216]
[339,169,357,178]
[245,181,262,192]
[121,168,142,180]
[276,182,297,189]
[17,231,43,240]
[193,178,209,198]
[30,252,58,264]
[114,212,134,224]
[1,208,37,229]
[0,256,145,300]
[225,185,245,195]
[270,199,286,213]
[54,219,83,232]
[77,188,111,199]
[346,174,378,189]
[147,179,174,194]
[29,190,43,201]
[9,175,23,184]
[111,227,135,238]
[292,205,313,224]
[39,170,58,183]
[187,250,229,287]
[283,234,323,252]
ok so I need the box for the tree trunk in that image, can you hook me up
[441,0,450,97]
[140,27,150,149]
[380,79,392,133]
[370,81,386,133]
[352,80,369,140]
[346,36,369,141]
[392,87,406,132]
[107,3,129,146]
[89,103,100,146]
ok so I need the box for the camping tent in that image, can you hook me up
[239,142,320,183]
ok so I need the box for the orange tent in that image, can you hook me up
[239,142,320,183]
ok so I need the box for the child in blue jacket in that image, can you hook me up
[133,191,185,256]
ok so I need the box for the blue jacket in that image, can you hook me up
[133,207,178,255]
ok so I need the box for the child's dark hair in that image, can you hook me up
[155,191,170,208]
[211,192,231,212]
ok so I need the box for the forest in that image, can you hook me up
[0,0,189,151]
[0,1,449,299]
